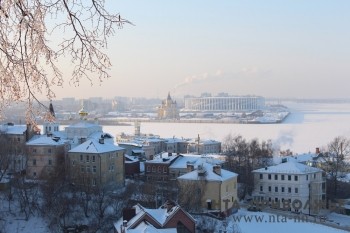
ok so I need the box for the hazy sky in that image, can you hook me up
[52,0,350,100]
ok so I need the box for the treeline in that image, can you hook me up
[222,134,274,198]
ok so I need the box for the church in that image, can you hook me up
[157,92,179,120]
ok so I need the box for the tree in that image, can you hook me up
[323,136,350,199]
[222,134,274,197]
[0,1,130,124]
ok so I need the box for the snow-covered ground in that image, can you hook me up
[225,209,350,233]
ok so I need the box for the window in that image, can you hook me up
[314,174,316,179]
[33,159,36,166]
[268,174,271,180]
[48,148,52,153]
[92,155,96,163]
[80,154,83,162]
[32,148,37,153]
[294,176,298,181]
[48,159,52,165]
[72,160,76,166]
[288,175,291,181]
[152,166,156,172]
[306,175,308,181]
[86,155,90,162]
[33,172,37,177]
[86,166,91,173]
[163,167,167,173]
[282,187,285,193]
[147,166,151,172]
[275,187,278,192]
[109,165,114,171]
[93,166,96,173]
[260,186,263,192]
[158,166,161,173]
[275,174,278,180]
[268,186,271,192]
[281,175,285,180]
[81,165,85,173]
[288,187,291,193]
[295,188,298,193]
[92,178,96,186]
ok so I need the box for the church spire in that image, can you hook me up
[49,100,55,118]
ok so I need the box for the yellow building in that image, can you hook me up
[157,93,179,120]
[177,163,238,214]
[68,136,125,187]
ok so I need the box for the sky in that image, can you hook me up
[51,0,350,100]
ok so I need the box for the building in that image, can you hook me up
[124,154,141,178]
[168,154,226,180]
[186,135,221,154]
[177,163,238,214]
[0,123,36,174]
[68,136,125,187]
[157,93,179,120]
[184,94,265,112]
[252,160,326,215]
[26,135,69,179]
[114,200,196,233]
[144,153,179,182]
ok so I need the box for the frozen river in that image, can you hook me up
[103,102,350,154]
[64,102,350,154]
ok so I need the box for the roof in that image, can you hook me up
[114,202,195,232]
[177,163,238,182]
[146,153,179,164]
[0,124,27,135]
[27,135,66,146]
[127,222,176,233]
[169,154,224,169]
[69,139,124,154]
[252,161,322,174]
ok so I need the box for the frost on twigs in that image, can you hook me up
[0,0,129,124]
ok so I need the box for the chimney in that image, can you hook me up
[123,208,136,222]
[99,134,104,144]
[187,163,194,172]
[164,200,175,212]
[213,165,221,176]
[316,147,320,154]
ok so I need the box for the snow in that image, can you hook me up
[253,161,322,174]
[68,138,124,153]
[177,163,238,182]
[102,102,350,154]
[226,209,350,233]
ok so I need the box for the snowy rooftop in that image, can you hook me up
[69,139,124,153]
[147,153,179,164]
[169,154,224,169]
[253,161,322,174]
[127,222,176,233]
[0,124,27,135]
[26,135,67,146]
[177,163,238,182]
[114,203,191,232]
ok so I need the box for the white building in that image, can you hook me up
[184,95,265,112]
[252,161,326,215]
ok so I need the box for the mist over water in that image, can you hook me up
[78,102,350,154]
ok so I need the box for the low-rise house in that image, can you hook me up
[144,153,179,182]
[114,200,195,233]
[169,154,226,180]
[252,160,326,215]
[68,136,125,187]
[177,163,238,214]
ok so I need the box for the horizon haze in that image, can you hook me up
[49,0,350,100]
